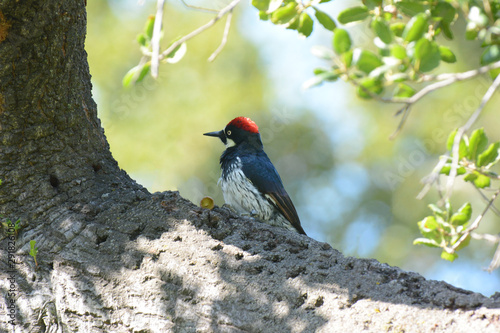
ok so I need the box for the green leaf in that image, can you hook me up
[342,50,353,67]
[393,83,415,98]
[165,42,187,64]
[286,15,300,30]
[355,49,384,74]
[357,77,383,99]
[463,172,477,182]
[333,28,351,54]
[337,6,369,24]
[137,33,147,47]
[417,216,443,243]
[446,129,469,159]
[122,65,141,87]
[446,129,457,152]
[252,0,271,11]
[413,238,440,248]
[314,7,336,31]
[402,13,428,42]
[441,251,458,262]
[136,63,151,84]
[466,171,491,188]
[477,142,500,167]
[450,202,472,226]
[440,164,466,176]
[469,128,488,161]
[481,45,500,78]
[440,22,454,40]
[363,0,382,9]
[270,2,298,25]
[29,240,38,256]
[428,204,444,216]
[414,39,440,72]
[439,46,457,63]
[474,174,491,188]
[390,44,407,60]
[144,16,155,41]
[481,45,500,79]
[421,215,439,231]
[480,45,500,65]
[431,2,457,24]
[258,10,270,20]
[371,17,393,44]
[122,62,151,87]
[390,22,405,37]
[298,12,314,37]
[396,1,427,16]
[454,234,471,251]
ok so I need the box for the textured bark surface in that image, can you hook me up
[0,0,499,332]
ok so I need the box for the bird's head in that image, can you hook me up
[204,116,262,148]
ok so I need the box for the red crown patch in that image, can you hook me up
[227,117,259,134]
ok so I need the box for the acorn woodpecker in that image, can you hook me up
[204,116,306,235]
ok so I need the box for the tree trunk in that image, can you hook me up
[0,1,498,332]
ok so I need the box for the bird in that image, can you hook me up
[204,116,306,235]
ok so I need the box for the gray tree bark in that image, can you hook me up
[0,0,499,332]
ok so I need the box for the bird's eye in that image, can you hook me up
[226,130,232,136]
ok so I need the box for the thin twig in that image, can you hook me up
[487,241,500,272]
[471,232,500,243]
[472,231,500,272]
[151,0,165,79]
[448,188,500,253]
[474,186,500,216]
[420,60,500,82]
[389,105,410,140]
[417,153,450,200]
[351,60,500,138]
[382,61,500,107]
[208,8,233,62]
[180,0,220,13]
[159,0,241,61]
[445,73,500,198]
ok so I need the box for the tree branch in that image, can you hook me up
[446,188,500,253]
[208,8,233,62]
[159,0,241,62]
[151,0,165,79]
[445,73,500,198]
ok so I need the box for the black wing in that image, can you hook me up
[240,152,306,235]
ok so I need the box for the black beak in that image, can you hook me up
[203,130,227,144]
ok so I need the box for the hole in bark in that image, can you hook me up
[96,234,108,245]
[49,175,59,188]
[92,163,102,172]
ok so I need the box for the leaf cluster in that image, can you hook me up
[123,15,186,87]
[443,128,500,189]
[415,128,500,262]
[252,0,337,38]
[283,0,500,98]
[414,201,472,262]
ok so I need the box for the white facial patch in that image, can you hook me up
[225,138,236,148]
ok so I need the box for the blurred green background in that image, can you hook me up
[87,0,500,296]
